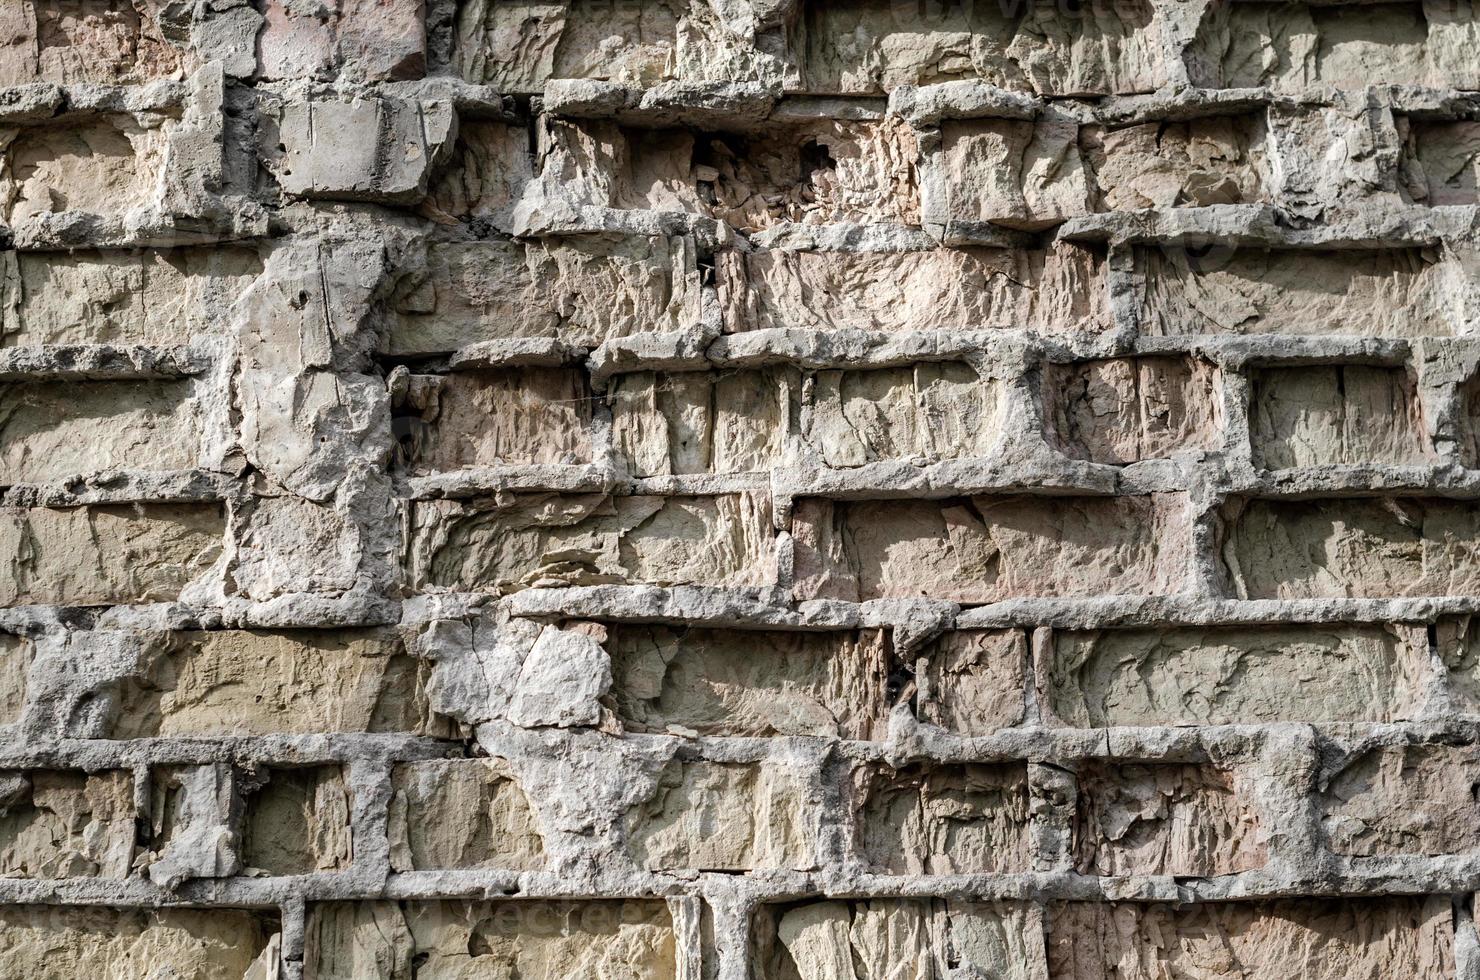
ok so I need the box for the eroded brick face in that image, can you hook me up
[6,1,1480,976]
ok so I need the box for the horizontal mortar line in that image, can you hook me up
[395,465,1480,500]
[2,864,1479,910]
[498,587,1480,628]
[538,721,1480,761]
[8,592,1480,633]
[0,734,460,767]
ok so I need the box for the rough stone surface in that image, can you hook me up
[6,3,1480,978]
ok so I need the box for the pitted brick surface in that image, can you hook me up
[3,1,1480,977]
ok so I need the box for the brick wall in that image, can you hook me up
[1,0,1479,976]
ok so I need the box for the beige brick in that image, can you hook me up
[0,116,174,226]
[0,1,197,86]
[799,0,1163,95]
[1186,1,1471,91]
[1043,356,1222,464]
[1048,897,1455,980]
[939,117,1093,228]
[109,629,444,738]
[1074,763,1266,876]
[916,629,1028,736]
[388,759,545,871]
[609,368,792,477]
[721,242,1107,334]
[1402,118,1480,205]
[1222,497,1480,599]
[855,763,1031,874]
[386,237,702,355]
[0,770,134,878]
[1321,743,1480,856]
[0,248,262,347]
[0,904,279,979]
[1088,115,1268,210]
[0,380,205,484]
[453,0,567,90]
[753,899,1046,980]
[540,117,920,233]
[607,624,891,739]
[305,899,676,978]
[1136,246,1452,337]
[259,0,425,81]
[1457,372,1480,468]
[1438,616,1480,715]
[1049,625,1427,726]
[412,492,776,593]
[423,120,533,222]
[626,759,815,871]
[792,494,1189,603]
[806,363,1000,467]
[0,503,222,606]
[1250,365,1429,469]
[394,368,593,473]
[0,635,28,725]
[242,765,352,876]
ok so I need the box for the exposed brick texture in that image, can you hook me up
[1,1,1480,977]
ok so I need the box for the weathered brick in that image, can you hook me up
[411,492,776,593]
[541,116,920,232]
[0,635,27,725]
[260,0,425,81]
[1222,497,1480,599]
[242,765,352,876]
[1042,356,1222,464]
[610,368,792,477]
[1186,1,1477,91]
[387,237,702,355]
[1074,762,1266,876]
[805,362,1001,466]
[1049,625,1428,726]
[1438,615,1480,714]
[800,0,1164,95]
[0,503,223,606]
[423,119,534,223]
[0,115,176,226]
[453,0,561,91]
[1048,897,1455,979]
[855,762,1031,874]
[753,899,1046,979]
[1088,115,1268,210]
[0,1,198,85]
[389,759,545,872]
[1136,246,1453,337]
[1250,365,1429,469]
[721,242,1108,334]
[454,0,684,90]
[109,629,444,738]
[0,769,135,878]
[0,248,262,347]
[606,624,892,739]
[627,759,816,871]
[0,380,205,484]
[305,899,676,977]
[915,629,1029,736]
[1321,742,1480,856]
[262,96,454,204]
[393,368,594,473]
[792,494,1189,603]
[1402,118,1480,205]
[937,117,1093,228]
[0,904,279,977]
